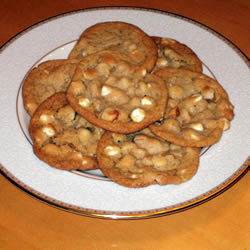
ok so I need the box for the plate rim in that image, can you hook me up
[0,6,249,219]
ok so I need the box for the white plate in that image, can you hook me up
[0,7,249,219]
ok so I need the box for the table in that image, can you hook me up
[0,1,249,249]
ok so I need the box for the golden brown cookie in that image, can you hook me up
[66,51,168,134]
[68,22,158,72]
[29,92,104,171]
[22,59,79,116]
[97,129,201,188]
[152,37,202,72]
[150,68,234,147]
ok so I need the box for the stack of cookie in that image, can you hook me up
[23,22,234,188]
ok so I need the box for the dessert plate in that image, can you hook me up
[0,7,249,219]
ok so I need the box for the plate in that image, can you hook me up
[0,7,249,219]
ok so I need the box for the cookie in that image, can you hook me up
[97,129,201,188]
[66,51,168,133]
[68,22,158,72]
[29,92,103,171]
[152,37,202,72]
[22,59,79,116]
[150,68,234,147]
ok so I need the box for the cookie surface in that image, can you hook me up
[68,22,158,72]
[29,92,103,170]
[150,68,234,147]
[67,51,168,133]
[22,59,79,116]
[152,37,202,72]
[97,129,201,188]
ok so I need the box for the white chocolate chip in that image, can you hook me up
[192,94,203,102]
[189,122,204,131]
[183,129,201,141]
[189,132,200,140]
[220,118,230,130]
[26,102,37,115]
[40,114,49,123]
[39,114,54,125]
[157,58,169,67]
[130,174,138,179]
[101,85,112,96]
[104,145,121,157]
[141,96,153,106]
[82,159,88,165]
[202,87,215,100]
[42,126,55,137]
[74,152,83,159]
[141,68,147,77]
[136,67,147,77]
[78,97,91,107]
[130,108,145,122]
